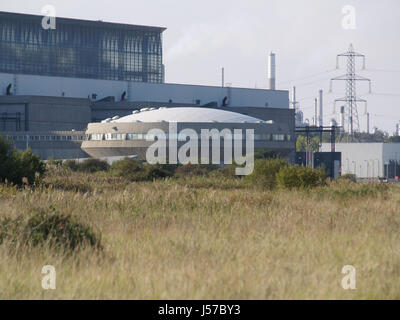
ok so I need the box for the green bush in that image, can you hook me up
[0,136,45,186]
[276,165,326,190]
[0,207,102,251]
[78,158,109,173]
[243,158,287,189]
[338,173,357,183]
[47,158,63,167]
[63,159,79,171]
[110,158,172,181]
[63,158,109,173]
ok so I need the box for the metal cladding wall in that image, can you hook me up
[0,95,91,131]
[322,142,400,178]
[0,72,289,109]
[0,11,165,83]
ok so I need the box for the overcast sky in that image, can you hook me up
[2,0,400,132]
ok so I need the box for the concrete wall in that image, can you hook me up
[0,72,289,109]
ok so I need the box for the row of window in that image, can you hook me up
[0,20,164,82]
[2,135,86,142]
[89,133,291,142]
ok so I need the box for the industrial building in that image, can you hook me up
[321,143,400,179]
[82,107,294,160]
[0,11,294,161]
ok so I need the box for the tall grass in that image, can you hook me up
[0,167,399,299]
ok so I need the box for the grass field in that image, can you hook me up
[1,167,400,299]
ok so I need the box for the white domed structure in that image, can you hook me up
[82,107,294,161]
[112,107,265,124]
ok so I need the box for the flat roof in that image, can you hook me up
[0,11,166,33]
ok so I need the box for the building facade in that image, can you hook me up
[82,108,295,161]
[322,143,400,179]
[0,11,295,161]
[0,11,165,83]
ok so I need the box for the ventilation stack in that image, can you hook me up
[318,90,323,127]
[267,52,276,90]
[340,106,345,132]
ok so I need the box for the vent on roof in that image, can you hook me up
[132,110,139,114]
[140,108,149,112]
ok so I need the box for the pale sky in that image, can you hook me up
[1,0,400,132]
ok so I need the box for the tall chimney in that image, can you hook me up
[314,98,318,126]
[318,90,323,127]
[267,52,276,90]
[340,106,345,132]
[367,112,370,134]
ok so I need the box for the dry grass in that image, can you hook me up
[0,168,400,299]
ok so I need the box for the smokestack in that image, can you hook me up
[318,90,323,127]
[340,106,345,132]
[292,86,297,110]
[314,98,318,126]
[367,113,370,134]
[267,52,276,90]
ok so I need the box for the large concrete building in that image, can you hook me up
[0,11,294,160]
[82,107,295,161]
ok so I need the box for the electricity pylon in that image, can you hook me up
[330,44,371,135]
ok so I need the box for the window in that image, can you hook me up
[90,133,103,141]
[0,14,164,83]
[272,134,285,141]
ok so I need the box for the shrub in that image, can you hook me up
[110,158,172,181]
[0,136,45,185]
[63,159,79,171]
[276,165,326,190]
[78,158,109,173]
[173,164,218,178]
[47,158,63,167]
[110,158,143,178]
[0,207,102,251]
[243,158,287,189]
[63,158,109,173]
[144,164,173,180]
[338,173,357,183]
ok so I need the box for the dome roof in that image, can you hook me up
[112,107,264,123]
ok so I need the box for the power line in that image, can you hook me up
[277,69,337,86]
[364,68,400,73]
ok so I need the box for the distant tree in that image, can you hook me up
[387,135,400,143]
[296,136,320,152]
